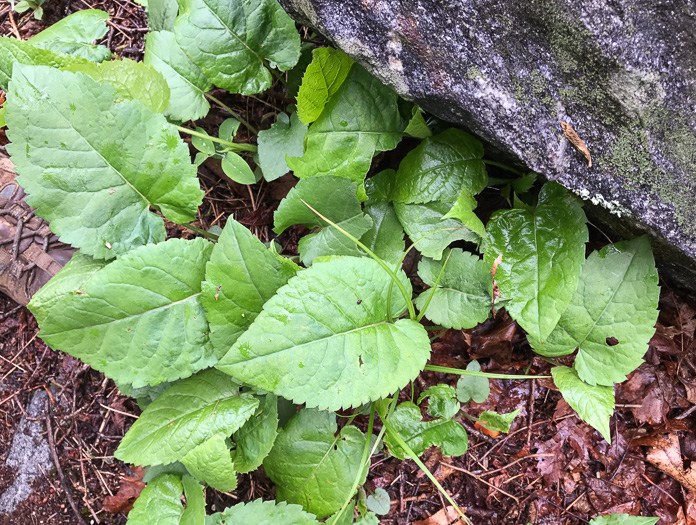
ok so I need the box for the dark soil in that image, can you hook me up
[1,2,696,524]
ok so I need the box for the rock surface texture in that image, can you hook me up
[281,0,696,288]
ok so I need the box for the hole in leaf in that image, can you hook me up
[606,337,619,346]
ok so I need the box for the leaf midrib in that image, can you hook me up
[22,71,152,209]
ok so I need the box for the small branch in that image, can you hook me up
[176,126,258,152]
[45,400,89,525]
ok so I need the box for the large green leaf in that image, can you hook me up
[273,176,373,265]
[394,201,479,260]
[392,128,487,204]
[174,0,300,94]
[257,110,307,181]
[287,65,405,183]
[147,0,179,31]
[29,9,111,62]
[182,433,237,492]
[360,201,405,267]
[117,369,259,465]
[384,402,468,459]
[201,218,298,355]
[264,409,366,519]
[589,515,658,525]
[232,393,278,473]
[551,366,614,443]
[28,251,106,323]
[65,59,171,113]
[30,239,216,388]
[484,182,588,341]
[0,36,89,90]
[296,47,353,124]
[126,474,184,525]
[529,237,659,386]
[206,500,320,525]
[217,257,431,410]
[6,65,202,259]
[415,248,492,329]
[144,31,212,121]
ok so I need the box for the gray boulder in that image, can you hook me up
[281,0,696,289]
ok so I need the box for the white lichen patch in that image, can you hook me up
[574,188,632,218]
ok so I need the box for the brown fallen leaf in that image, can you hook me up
[560,121,592,167]
[102,466,146,514]
[414,506,467,525]
[646,434,696,493]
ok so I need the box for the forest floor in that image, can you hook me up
[0,1,695,524]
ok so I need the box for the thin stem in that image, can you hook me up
[483,159,525,176]
[380,418,471,525]
[269,66,288,87]
[204,93,258,134]
[429,330,447,343]
[425,364,549,379]
[184,223,219,241]
[300,200,416,321]
[538,356,565,367]
[424,325,447,331]
[416,250,452,323]
[176,126,258,152]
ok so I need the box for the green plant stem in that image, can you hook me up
[429,330,447,343]
[538,356,565,367]
[184,223,219,241]
[416,249,452,323]
[380,418,471,525]
[424,364,549,379]
[483,159,525,176]
[269,66,288,87]
[204,93,258,135]
[300,199,417,321]
[424,325,447,331]
[176,126,258,152]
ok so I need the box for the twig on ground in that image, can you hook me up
[45,400,89,525]
[441,462,519,504]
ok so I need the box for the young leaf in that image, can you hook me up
[455,360,490,403]
[181,433,237,492]
[394,201,479,260]
[221,152,256,185]
[65,59,171,113]
[6,65,202,259]
[180,476,206,525]
[206,499,320,525]
[273,176,373,265]
[417,384,460,419]
[126,473,183,524]
[442,189,486,238]
[287,65,405,183]
[484,182,588,342]
[478,409,520,433]
[144,31,213,121]
[31,239,216,388]
[201,218,298,355]
[191,126,216,155]
[116,369,259,465]
[415,248,492,329]
[174,0,300,95]
[360,201,405,267]
[257,111,307,181]
[232,393,278,473]
[392,128,487,204]
[217,257,431,410]
[0,36,89,90]
[28,251,107,323]
[589,515,658,525]
[296,47,353,124]
[364,169,396,203]
[366,488,390,515]
[264,409,367,519]
[551,366,614,443]
[29,9,111,62]
[384,402,468,459]
[403,106,431,139]
[219,118,241,141]
[529,237,659,386]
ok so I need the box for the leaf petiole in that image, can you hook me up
[184,223,219,241]
[424,364,549,379]
[204,93,258,135]
[300,199,417,321]
[416,249,452,323]
[176,126,258,152]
